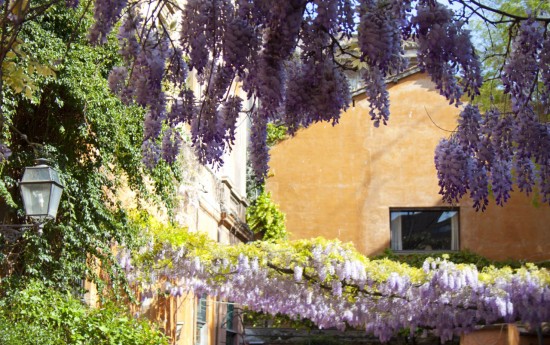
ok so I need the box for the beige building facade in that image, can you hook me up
[127,3,253,343]
[266,72,550,262]
[171,118,251,345]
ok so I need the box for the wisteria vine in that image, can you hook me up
[435,17,550,209]
[119,235,550,343]
[1,0,549,208]
[93,0,482,176]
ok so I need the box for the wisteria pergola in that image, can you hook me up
[120,236,550,343]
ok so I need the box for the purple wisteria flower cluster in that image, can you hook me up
[0,142,11,162]
[120,239,550,343]
[82,0,485,179]
[435,18,550,209]
[88,0,127,44]
[412,2,482,105]
[64,0,549,207]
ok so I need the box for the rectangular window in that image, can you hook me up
[196,294,207,345]
[225,303,236,345]
[390,208,459,251]
[226,303,234,331]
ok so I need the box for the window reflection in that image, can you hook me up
[390,209,459,251]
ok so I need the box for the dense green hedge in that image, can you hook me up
[0,281,168,345]
[373,249,550,270]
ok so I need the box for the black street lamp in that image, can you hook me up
[0,158,64,242]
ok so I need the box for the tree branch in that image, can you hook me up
[455,0,550,23]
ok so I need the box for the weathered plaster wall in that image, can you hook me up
[266,73,550,261]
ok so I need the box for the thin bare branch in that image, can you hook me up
[455,0,550,23]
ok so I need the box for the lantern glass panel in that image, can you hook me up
[22,167,51,182]
[48,184,63,219]
[20,183,51,218]
[20,163,64,221]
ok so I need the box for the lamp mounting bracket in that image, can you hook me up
[0,224,37,242]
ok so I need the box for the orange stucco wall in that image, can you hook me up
[266,73,550,261]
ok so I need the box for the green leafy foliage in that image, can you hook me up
[0,4,179,297]
[266,123,288,147]
[471,0,550,115]
[0,280,168,345]
[128,212,221,280]
[246,191,288,241]
[374,248,550,270]
[2,39,57,99]
[243,311,317,330]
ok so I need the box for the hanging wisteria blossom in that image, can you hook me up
[118,233,550,343]
[72,0,550,207]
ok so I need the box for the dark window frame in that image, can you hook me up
[196,294,208,345]
[225,303,235,331]
[389,207,460,253]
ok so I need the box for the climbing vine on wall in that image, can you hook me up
[0,4,180,297]
[246,191,288,241]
